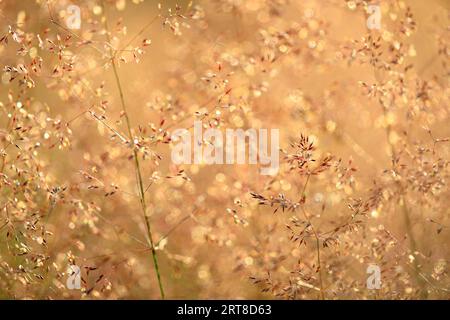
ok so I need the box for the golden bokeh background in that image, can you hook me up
[0,0,448,299]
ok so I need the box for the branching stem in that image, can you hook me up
[102,4,165,299]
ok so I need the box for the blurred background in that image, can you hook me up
[0,0,448,299]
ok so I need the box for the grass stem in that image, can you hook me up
[102,4,165,299]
